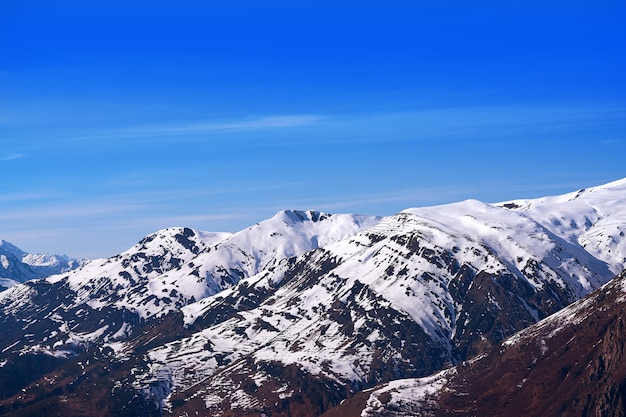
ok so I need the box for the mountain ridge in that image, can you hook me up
[0,178,625,416]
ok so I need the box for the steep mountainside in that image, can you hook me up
[0,180,625,416]
[324,268,626,417]
[0,211,379,375]
[0,240,87,290]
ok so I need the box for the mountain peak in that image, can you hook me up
[0,239,26,258]
[274,209,331,223]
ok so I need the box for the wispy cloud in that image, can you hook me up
[125,115,324,138]
[1,153,25,161]
[39,114,327,143]
[100,104,622,145]
[62,114,325,142]
[0,191,69,203]
[157,115,323,133]
[15,103,626,147]
[0,200,148,222]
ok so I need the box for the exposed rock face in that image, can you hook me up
[434,269,626,417]
[324,269,626,417]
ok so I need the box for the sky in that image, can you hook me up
[1,1,625,259]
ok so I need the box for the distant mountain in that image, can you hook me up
[0,180,625,416]
[0,240,87,290]
[324,268,626,417]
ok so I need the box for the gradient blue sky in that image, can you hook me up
[2,1,625,258]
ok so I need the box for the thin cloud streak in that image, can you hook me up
[1,153,25,161]
[0,201,149,222]
[59,114,325,143]
[148,115,325,134]
[0,191,70,203]
[12,104,624,147]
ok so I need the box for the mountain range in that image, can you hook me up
[0,240,87,291]
[0,178,625,416]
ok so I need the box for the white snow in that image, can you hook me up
[499,178,626,273]
[0,255,9,270]
[41,213,380,321]
[361,370,452,417]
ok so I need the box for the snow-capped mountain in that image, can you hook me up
[325,268,626,417]
[0,240,87,290]
[0,211,379,359]
[43,210,379,320]
[130,184,623,415]
[0,180,625,416]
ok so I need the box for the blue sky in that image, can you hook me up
[1,1,625,258]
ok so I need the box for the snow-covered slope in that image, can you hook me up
[327,268,626,417]
[42,210,380,320]
[130,193,621,414]
[127,180,626,415]
[0,211,380,358]
[0,179,625,417]
[499,177,626,273]
[0,239,86,290]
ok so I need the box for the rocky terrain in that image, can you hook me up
[324,268,626,417]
